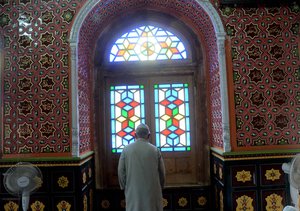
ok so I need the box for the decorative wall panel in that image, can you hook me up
[0,0,223,158]
[219,4,300,150]
[52,170,75,193]
[0,0,86,157]
[261,189,286,211]
[0,0,299,161]
[211,151,291,211]
[231,165,256,187]
[0,156,94,211]
[96,187,211,211]
[260,164,285,186]
[233,190,257,211]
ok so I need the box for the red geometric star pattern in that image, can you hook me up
[222,5,299,148]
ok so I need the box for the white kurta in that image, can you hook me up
[118,138,165,211]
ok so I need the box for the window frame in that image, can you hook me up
[108,24,190,63]
[103,70,198,186]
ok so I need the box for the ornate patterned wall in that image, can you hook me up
[1,0,298,158]
[219,4,299,150]
[0,0,224,157]
[0,0,87,157]
[0,0,299,210]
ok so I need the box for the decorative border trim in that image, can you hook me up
[196,0,230,152]
[0,152,94,168]
[211,150,297,161]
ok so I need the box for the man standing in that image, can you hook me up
[118,123,166,211]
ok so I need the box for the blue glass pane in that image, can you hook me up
[161,148,173,152]
[174,147,186,151]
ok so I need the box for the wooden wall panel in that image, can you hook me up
[0,156,94,211]
[95,187,211,211]
[211,151,291,211]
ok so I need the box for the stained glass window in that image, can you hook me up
[110,25,187,62]
[110,85,145,153]
[154,83,191,152]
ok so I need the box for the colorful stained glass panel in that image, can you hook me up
[110,25,187,62]
[154,83,191,151]
[110,85,145,153]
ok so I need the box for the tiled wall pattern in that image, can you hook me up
[0,0,86,157]
[219,5,299,149]
[0,0,222,157]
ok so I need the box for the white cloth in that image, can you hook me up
[118,138,165,211]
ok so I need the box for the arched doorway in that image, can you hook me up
[94,10,207,187]
[69,0,229,184]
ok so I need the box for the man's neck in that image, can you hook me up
[136,137,148,142]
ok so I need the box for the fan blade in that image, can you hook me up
[3,173,21,195]
[290,155,300,190]
[282,162,291,174]
[22,191,30,211]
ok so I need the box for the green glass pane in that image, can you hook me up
[128,120,135,129]
[172,107,179,116]
[121,109,128,118]
[166,119,172,127]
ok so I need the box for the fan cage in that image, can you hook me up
[3,162,43,196]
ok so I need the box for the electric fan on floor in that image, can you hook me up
[3,162,43,211]
[283,154,300,211]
